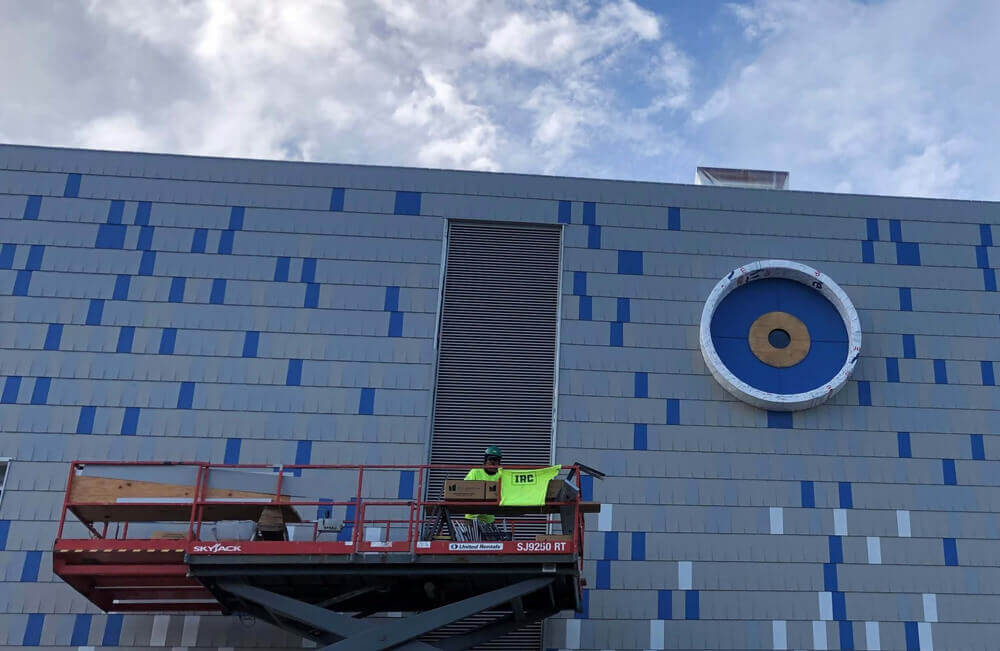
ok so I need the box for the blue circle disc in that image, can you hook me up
[710,278,848,394]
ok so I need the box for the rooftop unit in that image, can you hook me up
[695,167,789,190]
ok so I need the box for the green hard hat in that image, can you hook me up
[484,445,503,458]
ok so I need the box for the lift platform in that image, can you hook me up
[52,461,600,649]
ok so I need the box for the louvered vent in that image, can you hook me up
[430,221,561,482]
[427,220,561,650]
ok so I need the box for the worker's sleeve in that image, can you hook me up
[464,468,477,480]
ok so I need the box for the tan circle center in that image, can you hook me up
[748,311,810,367]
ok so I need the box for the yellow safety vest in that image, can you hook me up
[463,467,501,522]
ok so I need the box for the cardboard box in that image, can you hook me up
[484,481,498,501]
[535,534,573,542]
[444,479,485,501]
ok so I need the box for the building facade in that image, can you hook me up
[0,144,998,649]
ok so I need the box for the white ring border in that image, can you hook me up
[699,260,862,412]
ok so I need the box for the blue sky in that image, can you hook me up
[2,0,998,200]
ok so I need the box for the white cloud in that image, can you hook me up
[0,0,687,177]
[695,0,1000,199]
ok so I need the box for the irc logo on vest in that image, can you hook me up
[511,473,536,485]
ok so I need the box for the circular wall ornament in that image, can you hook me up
[699,260,862,411]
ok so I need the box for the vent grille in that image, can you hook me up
[427,221,561,650]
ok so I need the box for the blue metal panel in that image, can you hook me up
[902,334,916,359]
[242,330,259,358]
[558,200,571,224]
[985,268,997,292]
[23,613,44,646]
[0,243,14,268]
[899,287,912,310]
[106,200,124,224]
[139,250,156,275]
[1,376,20,403]
[587,225,601,249]
[983,361,996,386]
[286,359,303,386]
[31,377,50,405]
[398,470,415,499]
[26,244,44,270]
[384,286,400,311]
[43,323,62,350]
[860,240,875,263]
[823,563,838,590]
[768,411,793,429]
[889,219,902,242]
[857,380,871,405]
[898,432,912,458]
[0,520,8,549]
[159,328,177,354]
[934,359,948,384]
[329,188,345,212]
[394,191,421,215]
[866,218,880,241]
[828,536,843,563]
[136,225,154,251]
[582,202,596,225]
[631,531,646,561]
[886,357,900,382]
[191,228,207,253]
[274,256,290,281]
[617,250,642,275]
[610,322,623,347]
[116,326,134,353]
[12,270,31,295]
[113,274,131,300]
[633,423,647,450]
[217,229,235,254]
[838,620,854,650]
[224,438,242,464]
[95,224,126,249]
[801,480,815,508]
[896,242,921,265]
[103,614,123,646]
[578,296,592,320]
[657,590,672,619]
[982,223,994,246]
[20,550,41,582]
[177,381,195,409]
[666,399,680,425]
[359,387,375,414]
[135,201,152,225]
[634,372,647,398]
[86,298,104,325]
[976,245,990,269]
[388,311,403,337]
[616,297,630,322]
[685,590,699,619]
[210,278,227,305]
[832,591,846,620]
[121,407,140,436]
[838,482,853,508]
[971,434,986,460]
[70,614,91,645]
[668,207,680,231]
[573,271,586,295]
[943,538,959,566]
[76,406,96,434]
[942,459,957,485]
[301,257,317,283]
[595,560,610,589]
[603,531,618,560]
[169,277,186,302]
[23,195,42,220]
[64,173,81,197]
[304,283,319,308]
[229,206,245,230]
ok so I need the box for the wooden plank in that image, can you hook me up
[69,475,277,503]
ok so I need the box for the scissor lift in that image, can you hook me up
[52,461,600,650]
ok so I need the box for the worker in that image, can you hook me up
[464,446,502,525]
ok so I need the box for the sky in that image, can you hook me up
[1,0,998,200]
